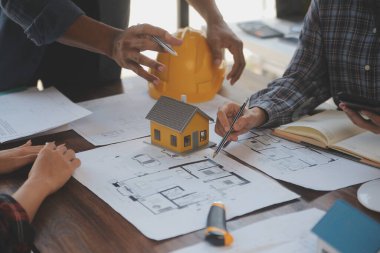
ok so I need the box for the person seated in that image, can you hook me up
[215,0,380,140]
[0,141,80,253]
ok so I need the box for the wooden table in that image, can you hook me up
[0,74,379,253]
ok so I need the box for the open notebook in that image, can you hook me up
[273,110,380,168]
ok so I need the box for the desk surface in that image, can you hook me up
[0,75,379,253]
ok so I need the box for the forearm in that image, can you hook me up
[0,0,84,45]
[186,0,224,24]
[58,15,122,58]
[12,180,50,221]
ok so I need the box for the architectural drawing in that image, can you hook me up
[74,137,299,240]
[238,129,336,172]
[111,158,249,215]
[222,129,380,191]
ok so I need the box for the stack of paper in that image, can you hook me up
[0,87,91,143]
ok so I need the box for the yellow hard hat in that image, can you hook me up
[148,27,226,103]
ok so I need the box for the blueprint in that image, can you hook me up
[71,89,231,146]
[171,208,325,253]
[74,138,299,240]
[210,129,380,191]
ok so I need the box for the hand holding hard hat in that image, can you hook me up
[205,20,246,85]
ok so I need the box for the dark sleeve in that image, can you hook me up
[0,0,85,46]
[249,0,331,128]
[0,194,35,253]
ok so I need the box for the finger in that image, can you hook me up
[10,154,38,170]
[43,142,56,151]
[56,144,67,155]
[20,140,32,147]
[233,115,249,132]
[70,158,81,170]
[343,106,379,132]
[226,43,245,84]
[13,144,44,156]
[126,51,165,72]
[214,121,227,137]
[64,149,76,161]
[209,39,223,66]
[123,61,160,84]
[361,110,380,126]
[126,38,163,52]
[217,110,231,132]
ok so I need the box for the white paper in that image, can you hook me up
[70,91,156,146]
[70,90,231,146]
[74,138,299,240]
[211,129,380,191]
[0,87,91,143]
[193,94,232,120]
[171,208,324,253]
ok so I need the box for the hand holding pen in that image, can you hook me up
[213,98,249,158]
[111,23,182,84]
[214,98,268,153]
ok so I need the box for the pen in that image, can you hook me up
[151,35,178,56]
[212,98,249,158]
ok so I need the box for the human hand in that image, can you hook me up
[112,23,182,84]
[27,142,81,196]
[0,140,43,175]
[339,103,380,134]
[206,20,245,85]
[215,103,267,141]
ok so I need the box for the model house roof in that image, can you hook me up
[146,96,214,133]
[312,200,380,253]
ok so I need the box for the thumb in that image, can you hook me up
[233,116,248,132]
[20,140,32,147]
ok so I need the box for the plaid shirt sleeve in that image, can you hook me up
[249,0,332,128]
[0,0,84,46]
[0,194,34,253]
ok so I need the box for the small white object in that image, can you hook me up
[357,179,380,212]
[373,28,377,34]
[181,94,187,103]
[365,65,371,71]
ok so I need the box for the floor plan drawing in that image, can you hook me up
[74,137,299,240]
[221,129,380,191]
[238,129,337,172]
[111,158,250,215]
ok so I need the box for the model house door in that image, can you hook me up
[192,131,199,149]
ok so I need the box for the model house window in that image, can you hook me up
[200,130,207,142]
[170,135,177,147]
[184,135,191,147]
[154,129,161,141]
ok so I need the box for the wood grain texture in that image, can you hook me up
[0,76,379,253]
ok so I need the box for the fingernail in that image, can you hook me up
[153,79,160,85]
[157,65,165,72]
